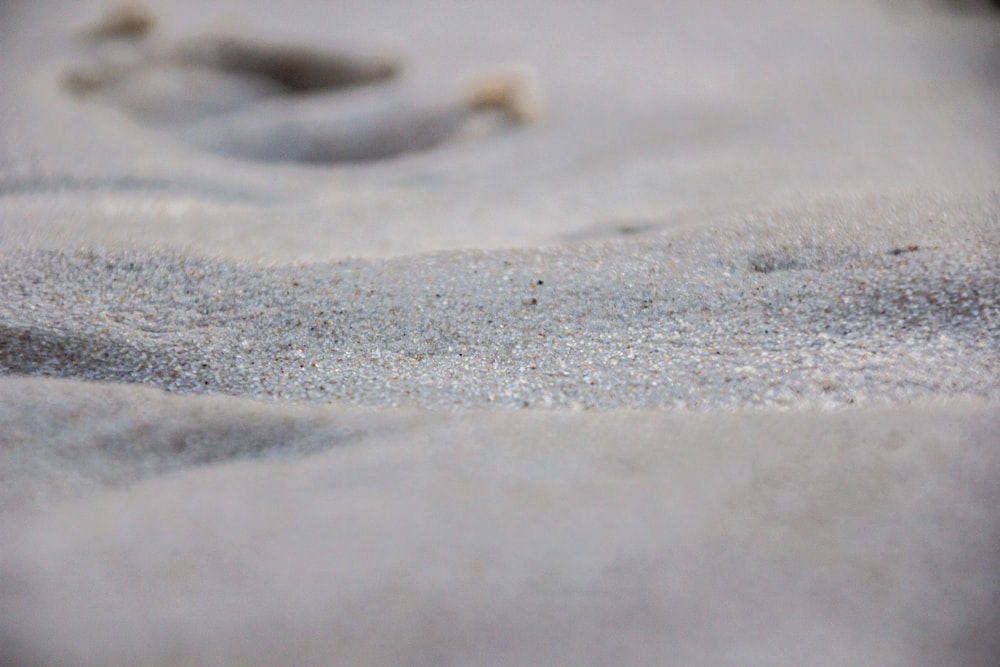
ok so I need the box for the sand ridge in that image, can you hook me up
[1,190,998,410]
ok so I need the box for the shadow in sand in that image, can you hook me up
[64,2,545,165]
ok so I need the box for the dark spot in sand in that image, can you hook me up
[616,222,658,236]
[80,2,156,41]
[748,252,803,274]
[180,37,401,93]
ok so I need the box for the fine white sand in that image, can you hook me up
[1,1,998,665]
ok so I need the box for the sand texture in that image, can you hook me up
[1,1,999,665]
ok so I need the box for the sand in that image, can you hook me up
[1,1,998,665]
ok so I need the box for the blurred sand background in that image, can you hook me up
[1,1,998,665]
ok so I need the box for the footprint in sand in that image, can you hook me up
[64,2,545,164]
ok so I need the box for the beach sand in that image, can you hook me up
[1,1,998,665]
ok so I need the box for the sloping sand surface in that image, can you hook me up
[1,1,998,665]
[2,378,998,666]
